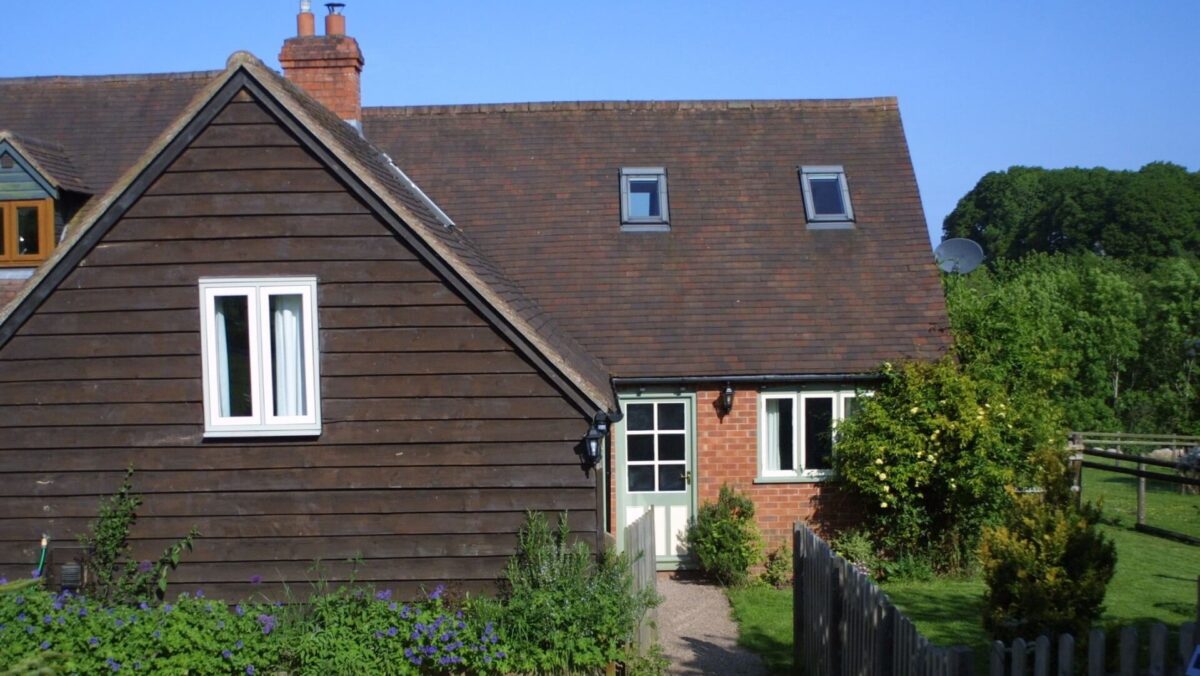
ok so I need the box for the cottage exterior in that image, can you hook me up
[0,7,947,590]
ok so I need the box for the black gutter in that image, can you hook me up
[612,373,878,387]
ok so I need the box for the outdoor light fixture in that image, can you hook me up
[720,383,735,415]
[583,424,605,465]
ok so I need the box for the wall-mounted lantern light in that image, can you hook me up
[719,383,735,415]
[583,424,605,465]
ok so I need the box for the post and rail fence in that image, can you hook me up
[793,523,1200,676]
[1068,431,1200,545]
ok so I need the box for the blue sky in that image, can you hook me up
[3,1,1197,246]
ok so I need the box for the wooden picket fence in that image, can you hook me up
[793,523,974,675]
[988,624,1200,676]
[624,508,658,653]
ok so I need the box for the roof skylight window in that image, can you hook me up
[799,165,854,228]
[620,167,669,231]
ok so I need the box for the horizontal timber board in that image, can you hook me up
[209,101,274,125]
[168,146,317,172]
[0,379,197,405]
[0,442,580,472]
[36,282,461,313]
[105,214,385,241]
[189,123,299,148]
[149,168,343,195]
[63,260,436,287]
[321,374,562,398]
[322,327,510,352]
[84,236,411,266]
[0,356,199,382]
[0,510,597,539]
[0,465,593,497]
[154,557,513,584]
[125,192,368,218]
[0,418,587,449]
[0,396,578,427]
[0,487,595,518]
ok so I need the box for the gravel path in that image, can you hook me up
[655,574,767,675]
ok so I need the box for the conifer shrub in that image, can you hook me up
[686,484,763,586]
[979,493,1116,641]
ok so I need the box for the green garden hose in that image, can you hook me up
[35,534,48,578]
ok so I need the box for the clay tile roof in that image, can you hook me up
[362,99,950,378]
[0,130,90,193]
[0,71,218,196]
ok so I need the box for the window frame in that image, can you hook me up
[757,388,865,482]
[798,165,854,228]
[0,198,54,266]
[198,276,321,438]
[619,167,670,231]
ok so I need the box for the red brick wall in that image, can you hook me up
[278,35,364,123]
[606,386,859,549]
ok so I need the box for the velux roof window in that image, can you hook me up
[799,165,854,228]
[620,167,669,231]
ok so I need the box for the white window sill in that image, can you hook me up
[806,220,855,230]
[754,473,834,484]
[621,222,671,233]
[203,426,321,439]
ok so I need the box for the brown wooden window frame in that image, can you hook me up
[0,198,55,266]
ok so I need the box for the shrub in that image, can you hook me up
[830,528,882,579]
[759,545,791,588]
[686,484,763,586]
[497,511,659,674]
[979,494,1116,641]
[79,468,198,605]
[834,358,1045,570]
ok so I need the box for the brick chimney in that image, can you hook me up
[279,2,364,128]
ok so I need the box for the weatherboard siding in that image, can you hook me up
[0,96,596,598]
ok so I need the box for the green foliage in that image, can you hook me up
[686,485,763,586]
[979,494,1117,641]
[834,358,1042,569]
[497,511,660,674]
[758,545,791,589]
[78,468,198,605]
[830,528,883,579]
[943,163,1200,269]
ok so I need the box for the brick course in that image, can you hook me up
[278,35,364,124]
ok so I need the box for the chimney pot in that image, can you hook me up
[325,4,346,36]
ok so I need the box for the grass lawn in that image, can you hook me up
[729,468,1199,671]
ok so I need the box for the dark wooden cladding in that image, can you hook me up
[0,92,597,595]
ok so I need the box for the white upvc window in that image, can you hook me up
[619,167,670,231]
[759,389,864,480]
[799,165,855,228]
[199,277,321,437]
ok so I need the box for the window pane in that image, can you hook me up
[628,435,654,461]
[215,295,253,418]
[658,403,685,430]
[659,434,685,461]
[628,178,660,218]
[16,206,39,255]
[809,176,845,216]
[627,403,654,431]
[658,465,686,492]
[270,294,307,416]
[766,398,795,472]
[804,397,834,470]
[844,396,862,420]
[628,466,655,492]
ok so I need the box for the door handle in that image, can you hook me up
[685,471,692,486]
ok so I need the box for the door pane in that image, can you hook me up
[627,403,654,431]
[658,402,685,430]
[628,466,655,492]
[269,294,306,416]
[659,434,685,460]
[215,295,253,418]
[658,465,686,492]
[628,435,654,462]
[16,206,39,255]
[804,397,834,470]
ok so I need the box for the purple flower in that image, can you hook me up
[399,605,412,619]
[14,596,24,605]
[423,645,437,656]
[88,636,100,646]
[16,613,26,622]
[235,604,245,616]
[138,602,150,611]
[235,640,244,649]
[249,575,262,585]
[257,614,276,635]
[386,626,398,637]
[428,584,445,601]
[40,640,51,650]
[78,608,88,618]
[245,667,256,676]
[43,614,52,624]
[0,576,7,584]
[162,603,173,613]
[106,657,121,672]
[222,650,232,659]
[30,568,41,579]
[114,618,124,628]
[137,560,153,573]
[26,626,34,634]
[375,589,392,601]
[152,630,161,640]
[195,589,204,598]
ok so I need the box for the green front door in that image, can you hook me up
[616,394,696,569]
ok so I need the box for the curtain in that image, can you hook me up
[271,295,306,417]
[215,300,231,417]
[766,399,781,472]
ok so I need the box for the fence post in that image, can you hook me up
[1011,637,1027,676]
[953,645,975,676]
[1069,453,1084,508]
[1087,629,1105,676]
[990,641,1006,676]
[1033,635,1050,676]
[1136,459,1147,527]
[1147,623,1166,676]
[793,524,803,674]
[1118,626,1136,676]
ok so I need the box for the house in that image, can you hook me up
[0,5,947,594]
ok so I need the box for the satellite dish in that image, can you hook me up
[934,238,984,274]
